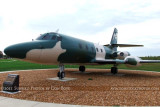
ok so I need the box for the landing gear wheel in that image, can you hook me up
[57,71,65,79]
[57,72,61,77]
[58,64,65,79]
[79,66,85,72]
[111,67,118,74]
[61,72,65,78]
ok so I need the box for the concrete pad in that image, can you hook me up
[72,71,91,74]
[47,77,77,81]
[1,91,21,94]
[104,73,125,76]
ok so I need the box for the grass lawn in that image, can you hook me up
[0,59,160,72]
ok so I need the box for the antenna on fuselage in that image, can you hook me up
[55,29,60,37]
[55,29,59,33]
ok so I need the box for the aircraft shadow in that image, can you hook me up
[68,70,160,79]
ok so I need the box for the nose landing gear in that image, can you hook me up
[57,64,65,79]
[111,67,118,74]
[79,66,85,72]
[111,65,118,74]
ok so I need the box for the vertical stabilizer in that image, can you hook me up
[110,28,118,51]
[110,28,118,44]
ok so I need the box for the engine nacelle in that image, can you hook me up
[117,51,130,60]
[124,56,141,67]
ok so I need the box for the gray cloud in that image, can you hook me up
[27,4,160,36]
[129,47,160,56]
[1,0,160,57]
[0,17,3,29]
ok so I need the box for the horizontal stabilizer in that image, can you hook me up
[104,44,143,47]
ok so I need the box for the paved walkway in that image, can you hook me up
[0,96,98,107]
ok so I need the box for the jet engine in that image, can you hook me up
[117,51,130,59]
[124,56,141,67]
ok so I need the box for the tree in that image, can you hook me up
[0,51,3,58]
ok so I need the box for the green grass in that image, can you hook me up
[0,59,160,72]
[0,59,56,71]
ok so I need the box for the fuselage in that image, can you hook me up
[5,29,160,78]
[4,32,113,65]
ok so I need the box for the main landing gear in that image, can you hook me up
[79,66,85,72]
[111,65,118,74]
[57,64,65,79]
[57,64,117,79]
[57,65,86,79]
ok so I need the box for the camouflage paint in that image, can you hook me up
[4,28,160,67]
[4,33,113,65]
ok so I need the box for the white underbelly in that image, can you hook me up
[25,41,66,64]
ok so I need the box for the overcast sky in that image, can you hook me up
[0,0,160,56]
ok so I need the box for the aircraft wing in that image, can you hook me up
[139,60,160,63]
[93,59,126,64]
[93,59,160,65]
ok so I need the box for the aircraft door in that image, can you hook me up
[94,44,106,60]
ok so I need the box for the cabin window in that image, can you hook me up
[79,44,82,49]
[101,49,103,52]
[96,48,99,52]
[57,36,62,41]
[86,45,88,50]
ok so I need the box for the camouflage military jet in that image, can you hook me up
[4,28,160,79]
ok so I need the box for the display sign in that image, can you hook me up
[3,74,19,92]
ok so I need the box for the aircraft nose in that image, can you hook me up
[4,41,55,59]
[4,44,27,59]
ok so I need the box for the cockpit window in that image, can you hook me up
[42,33,50,40]
[36,33,61,41]
[36,34,44,40]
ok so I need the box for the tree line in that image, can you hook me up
[140,56,160,60]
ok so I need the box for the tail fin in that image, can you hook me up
[110,28,118,51]
[104,28,143,51]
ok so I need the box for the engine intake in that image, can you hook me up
[117,51,130,59]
